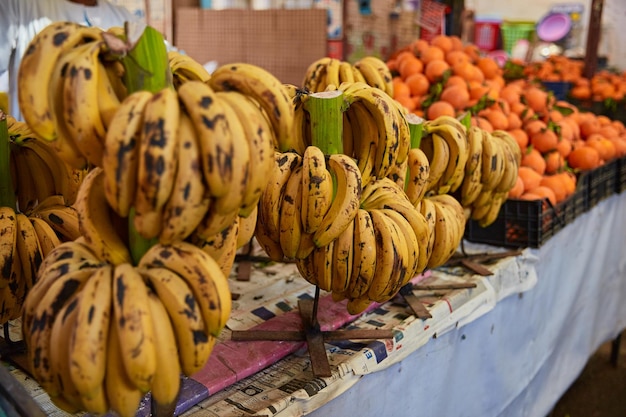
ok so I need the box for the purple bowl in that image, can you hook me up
[536,12,572,42]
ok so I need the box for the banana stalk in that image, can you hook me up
[114,25,173,265]
[304,90,345,155]
[406,112,425,149]
[0,111,16,209]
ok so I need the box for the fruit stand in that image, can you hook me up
[1,1,626,416]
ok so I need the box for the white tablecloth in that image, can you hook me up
[306,192,626,417]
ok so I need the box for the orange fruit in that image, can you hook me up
[431,35,454,53]
[424,59,450,83]
[482,109,509,131]
[524,119,548,137]
[580,117,602,138]
[405,72,430,96]
[476,57,501,80]
[587,135,616,161]
[395,95,416,112]
[567,146,600,170]
[420,45,445,65]
[544,150,565,175]
[530,129,559,153]
[446,50,470,67]
[518,166,543,192]
[528,185,557,205]
[440,84,470,110]
[392,77,411,98]
[398,56,424,80]
[507,112,522,130]
[521,147,547,175]
[471,116,493,132]
[540,174,567,203]
[524,86,550,114]
[446,74,468,89]
[426,101,456,120]
[555,138,573,158]
[508,175,525,199]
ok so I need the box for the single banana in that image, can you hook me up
[216,91,275,217]
[102,90,153,217]
[177,81,234,199]
[404,147,431,206]
[11,149,38,212]
[480,129,505,192]
[381,208,420,284]
[346,100,378,186]
[96,60,122,129]
[15,212,43,291]
[0,207,18,287]
[278,166,304,259]
[159,111,211,244]
[145,291,182,415]
[74,167,132,265]
[367,209,404,302]
[417,198,437,264]
[346,209,377,300]
[236,206,258,249]
[16,145,57,205]
[459,126,484,207]
[139,241,231,337]
[68,264,113,405]
[17,22,102,141]
[104,317,144,417]
[134,87,180,239]
[331,213,354,296]
[209,93,251,215]
[476,191,507,228]
[189,217,239,277]
[426,196,461,269]
[253,214,285,262]
[30,203,82,242]
[338,61,355,84]
[492,130,522,167]
[29,216,62,257]
[493,134,520,194]
[419,132,450,193]
[48,292,84,413]
[313,153,362,248]
[168,50,211,88]
[139,266,216,376]
[208,63,296,152]
[424,118,469,194]
[300,145,333,234]
[61,40,108,167]
[112,262,157,393]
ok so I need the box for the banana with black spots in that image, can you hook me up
[300,145,333,235]
[134,87,180,239]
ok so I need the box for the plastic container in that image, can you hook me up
[464,184,586,248]
[542,81,572,101]
[474,19,501,51]
[500,21,536,55]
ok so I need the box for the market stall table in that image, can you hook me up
[2,191,625,417]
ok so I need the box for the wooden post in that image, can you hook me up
[583,0,604,79]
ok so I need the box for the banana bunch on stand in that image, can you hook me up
[454,127,522,227]
[302,56,394,97]
[0,115,82,325]
[15,22,295,417]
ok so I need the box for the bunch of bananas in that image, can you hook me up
[290,81,411,186]
[21,236,229,416]
[302,56,394,97]
[254,148,362,262]
[456,127,521,227]
[0,116,82,325]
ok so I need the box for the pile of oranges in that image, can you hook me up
[386,34,626,207]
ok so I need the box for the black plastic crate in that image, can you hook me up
[579,158,618,210]
[464,186,586,248]
[617,156,626,194]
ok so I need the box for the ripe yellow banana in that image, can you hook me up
[30,203,82,242]
[134,87,180,239]
[313,154,362,247]
[278,166,304,259]
[112,262,157,393]
[426,196,463,269]
[15,212,42,291]
[324,58,341,89]
[419,131,450,193]
[104,318,144,417]
[177,81,233,199]
[168,50,211,88]
[302,57,332,93]
[338,61,356,84]
[10,149,38,212]
[381,208,420,284]
[139,241,231,338]
[331,217,354,296]
[96,60,122,129]
[404,147,431,206]
[102,90,153,217]
[190,217,239,277]
[208,63,296,152]
[74,167,132,265]
[145,290,182,415]
[354,56,394,97]
[345,100,378,186]
[417,197,437,264]
[68,264,113,406]
[61,40,108,167]
[367,209,404,302]
[476,191,507,228]
[423,117,469,194]
[0,207,17,287]
[480,129,505,191]
[48,292,84,413]
[139,266,216,376]
[346,209,377,300]
[459,126,484,207]
[15,144,57,205]
[301,145,333,234]
[29,216,62,257]
[17,22,102,141]
[159,111,211,244]
[236,206,258,249]
[216,91,275,217]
